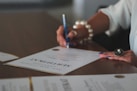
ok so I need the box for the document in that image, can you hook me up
[31,74,137,91]
[0,52,18,62]
[6,46,100,75]
[0,78,30,91]
[0,74,137,91]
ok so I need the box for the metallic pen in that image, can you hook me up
[62,14,70,48]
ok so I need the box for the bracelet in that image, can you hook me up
[73,20,94,44]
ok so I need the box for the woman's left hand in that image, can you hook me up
[99,50,137,66]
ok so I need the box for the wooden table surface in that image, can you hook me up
[0,11,137,79]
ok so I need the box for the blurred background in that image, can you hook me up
[2,0,130,51]
[0,0,118,25]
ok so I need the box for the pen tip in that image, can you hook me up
[66,42,70,48]
[66,45,69,48]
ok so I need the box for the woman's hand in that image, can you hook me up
[56,25,78,47]
[56,24,89,47]
[99,50,137,66]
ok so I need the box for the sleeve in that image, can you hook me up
[100,0,131,35]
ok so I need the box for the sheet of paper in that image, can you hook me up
[0,52,19,62]
[6,46,100,75]
[0,78,30,91]
[0,74,137,91]
[31,74,137,91]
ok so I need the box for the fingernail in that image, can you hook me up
[99,51,104,54]
[107,56,111,58]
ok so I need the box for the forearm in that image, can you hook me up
[87,11,110,35]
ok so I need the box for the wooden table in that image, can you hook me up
[0,11,137,79]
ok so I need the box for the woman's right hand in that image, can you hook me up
[56,25,77,47]
[56,24,90,47]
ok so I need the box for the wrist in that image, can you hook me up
[73,20,94,44]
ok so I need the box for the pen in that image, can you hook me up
[62,14,70,48]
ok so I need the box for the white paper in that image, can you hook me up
[6,46,100,75]
[0,52,19,62]
[0,74,137,91]
[31,73,137,91]
[0,78,30,91]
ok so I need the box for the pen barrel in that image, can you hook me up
[62,14,70,43]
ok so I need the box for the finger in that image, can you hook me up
[56,25,66,47]
[56,25,64,36]
[99,52,114,58]
[68,30,78,39]
[57,36,66,47]
[100,51,126,61]
[108,56,129,63]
